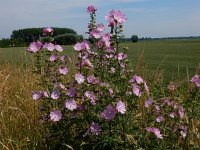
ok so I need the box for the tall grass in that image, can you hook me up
[0,65,43,150]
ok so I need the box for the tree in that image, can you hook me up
[131,35,138,42]
[10,27,77,44]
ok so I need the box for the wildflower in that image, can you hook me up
[87,75,100,84]
[65,99,77,111]
[117,53,127,61]
[27,41,43,53]
[74,41,90,51]
[67,87,76,97]
[101,104,117,120]
[191,75,200,87]
[58,67,68,75]
[51,89,61,100]
[156,116,164,122]
[169,112,175,118]
[145,98,153,107]
[90,122,101,135]
[154,104,160,112]
[97,24,105,32]
[43,27,53,35]
[146,127,163,139]
[132,84,141,97]
[191,75,199,82]
[129,75,144,84]
[110,67,116,73]
[108,88,114,95]
[43,91,49,97]
[116,101,126,114]
[178,106,184,119]
[85,91,97,105]
[87,5,97,13]
[50,110,62,122]
[32,91,43,100]
[81,59,93,69]
[90,30,101,39]
[55,44,63,52]
[49,54,57,62]
[180,125,188,139]
[43,43,55,51]
[105,10,126,27]
[75,73,85,84]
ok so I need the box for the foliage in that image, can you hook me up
[54,33,83,45]
[10,27,77,46]
[131,35,138,42]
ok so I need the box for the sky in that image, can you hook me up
[0,0,200,39]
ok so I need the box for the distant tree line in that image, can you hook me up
[0,27,83,48]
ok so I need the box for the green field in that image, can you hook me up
[0,39,200,79]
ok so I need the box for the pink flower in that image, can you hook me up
[87,5,97,13]
[43,27,53,35]
[156,116,164,122]
[191,75,199,82]
[51,89,61,100]
[101,104,117,120]
[90,122,101,135]
[117,53,127,61]
[43,43,55,51]
[129,75,144,84]
[154,104,160,112]
[87,75,100,84]
[32,91,43,100]
[74,41,90,51]
[65,99,77,111]
[169,112,175,118]
[145,98,153,107]
[146,127,163,139]
[67,87,76,97]
[97,24,105,32]
[58,67,68,75]
[90,30,101,39]
[27,41,43,53]
[75,73,85,84]
[50,110,62,122]
[55,44,63,52]
[116,100,126,114]
[132,84,141,97]
[81,59,93,69]
[49,54,57,62]
[105,10,126,26]
[85,91,97,105]
[178,106,184,119]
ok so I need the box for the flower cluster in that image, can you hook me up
[145,97,187,140]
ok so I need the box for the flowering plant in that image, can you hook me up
[27,5,199,149]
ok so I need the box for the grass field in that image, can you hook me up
[1,39,200,80]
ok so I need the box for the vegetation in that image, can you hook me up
[0,5,200,150]
[131,35,138,42]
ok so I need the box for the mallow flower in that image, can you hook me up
[116,100,126,114]
[50,110,62,122]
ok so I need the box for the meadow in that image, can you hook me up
[1,39,200,79]
[0,39,200,149]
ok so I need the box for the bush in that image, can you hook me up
[54,33,83,45]
[131,35,138,42]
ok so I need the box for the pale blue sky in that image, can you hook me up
[0,0,200,39]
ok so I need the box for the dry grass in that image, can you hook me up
[0,65,43,150]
